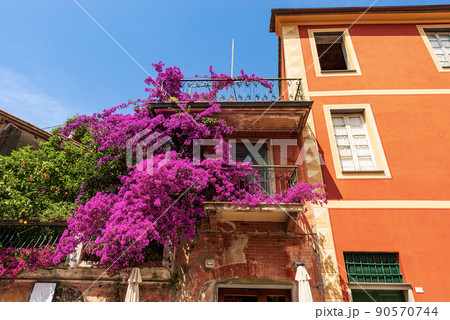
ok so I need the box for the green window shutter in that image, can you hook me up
[235,142,269,165]
[344,252,403,283]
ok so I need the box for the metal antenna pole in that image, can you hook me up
[231,38,235,78]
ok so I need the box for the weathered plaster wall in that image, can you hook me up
[0,267,171,302]
[174,220,323,302]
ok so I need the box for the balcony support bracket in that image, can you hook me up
[284,211,300,233]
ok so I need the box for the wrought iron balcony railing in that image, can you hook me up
[206,165,298,201]
[180,78,303,102]
[252,165,298,197]
[0,225,65,249]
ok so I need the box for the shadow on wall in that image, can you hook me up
[318,142,342,200]
[318,248,346,301]
[340,275,349,302]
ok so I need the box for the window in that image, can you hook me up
[308,29,361,76]
[417,25,450,72]
[331,114,376,172]
[323,104,391,179]
[344,252,403,283]
[233,141,269,165]
[344,252,414,302]
[315,32,348,71]
[351,289,406,302]
[232,140,271,194]
[426,31,450,67]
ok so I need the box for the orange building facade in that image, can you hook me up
[271,5,450,302]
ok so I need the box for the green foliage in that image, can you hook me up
[51,114,88,143]
[162,272,180,292]
[0,135,124,221]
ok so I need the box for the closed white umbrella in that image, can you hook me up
[295,265,313,302]
[125,268,142,302]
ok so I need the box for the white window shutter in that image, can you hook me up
[332,114,377,171]
[427,32,450,66]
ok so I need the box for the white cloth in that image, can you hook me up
[125,268,142,302]
[295,265,313,302]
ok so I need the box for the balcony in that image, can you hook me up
[252,165,298,197]
[152,78,312,133]
[180,78,304,102]
[205,165,298,200]
[204,165,303,229]
[151,78,311,132]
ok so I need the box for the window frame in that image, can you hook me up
[323,104,391,179]
[308,28,362,77]
[417,24,450,72]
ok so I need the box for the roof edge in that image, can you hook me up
[0,109,52,140]
[270,4,450,32]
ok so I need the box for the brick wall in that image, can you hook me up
[174,219,323,302]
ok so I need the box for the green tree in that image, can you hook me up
[51,114,88,142]
[0,135,125,221]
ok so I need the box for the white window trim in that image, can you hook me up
[308,28,362,77]
[347,283,415,302]
[323,104,391,179]
[417,24,450,73]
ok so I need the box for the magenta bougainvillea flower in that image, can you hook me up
[1,62,326,280]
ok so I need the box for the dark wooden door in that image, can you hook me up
[218,288,291,302]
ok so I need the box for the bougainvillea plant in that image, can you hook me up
[0,62,327,280]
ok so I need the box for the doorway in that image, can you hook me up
[218,288,291,302]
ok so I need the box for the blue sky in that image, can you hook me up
[0,0,448,128]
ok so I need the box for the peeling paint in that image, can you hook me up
[220,236,248,267]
